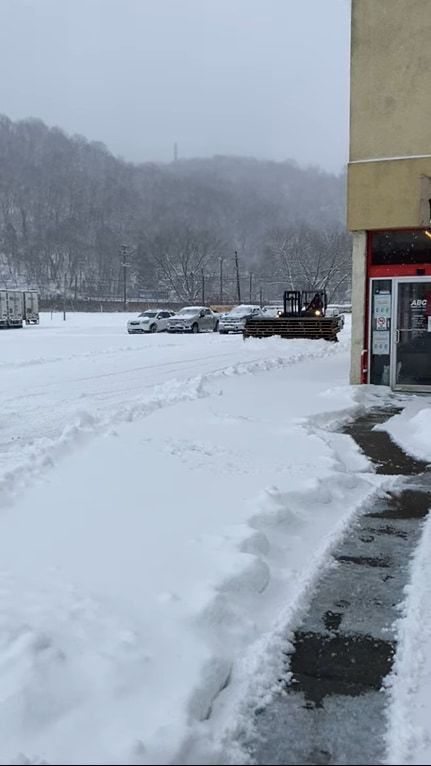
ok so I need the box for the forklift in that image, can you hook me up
[243,290,342,341]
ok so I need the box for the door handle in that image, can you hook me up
[394,329,400,344]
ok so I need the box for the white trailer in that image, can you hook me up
[6,290,24,328]
[0,290,8,327]
[23,291,39,324]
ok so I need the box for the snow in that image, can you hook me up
[0,311,349,505]
[377,398,431,463]
[0,311,429,764]
[380,398,431,766]
[385,514,431,766]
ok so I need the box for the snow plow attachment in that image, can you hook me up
[243,290,343,342]
[243,315,342,341]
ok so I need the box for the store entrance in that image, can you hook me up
[393,280,431,391]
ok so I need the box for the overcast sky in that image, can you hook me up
[0,0,350,172]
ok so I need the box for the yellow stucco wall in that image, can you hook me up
[348,0,431,232]
[348,1,431,382]
[350,0,431,163]
[348,158,431,231]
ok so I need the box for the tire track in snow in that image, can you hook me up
[0,338,347,507]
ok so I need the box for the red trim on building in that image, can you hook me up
[362,229,431,383]
[368,263,431,277]
[360,349,368,384]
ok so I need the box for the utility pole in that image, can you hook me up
[234,250,241,304]
[249,272,253,303]
[63,273,67,321]
[259,286,263,307]
[120,244,129,311]
[219,257,224,304]
[201,269,205,305]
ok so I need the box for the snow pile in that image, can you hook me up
[385,511,431,765]
[379,394,431,765]
[377,399,431,463]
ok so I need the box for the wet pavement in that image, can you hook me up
[244,407,431,765]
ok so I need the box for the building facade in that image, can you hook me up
[348,0,431,391]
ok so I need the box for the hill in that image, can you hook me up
[0,115,350,303]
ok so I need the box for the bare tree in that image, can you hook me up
[146,226,224,301]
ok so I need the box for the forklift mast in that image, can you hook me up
[283,290,302,317]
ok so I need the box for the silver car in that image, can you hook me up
[167,306,220,333]
[219,305,262,333]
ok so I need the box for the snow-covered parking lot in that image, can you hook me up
[1,312,431,765]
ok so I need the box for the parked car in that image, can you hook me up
[261,305,284,317]
[219,304,262,334]
[127,309,175,334]
[326,305,345,328]
[167,306,220,333]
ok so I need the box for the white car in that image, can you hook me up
[167,306,220,333]
[326,305,345,328]
[219,305,262,333]
[127,309,175,334]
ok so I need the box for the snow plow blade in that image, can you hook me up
[243,317,342,342]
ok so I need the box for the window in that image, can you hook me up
[371,230,431,266]
[369,280,392,385]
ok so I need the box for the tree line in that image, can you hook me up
[0,114,351,305]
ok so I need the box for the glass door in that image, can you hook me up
[393,280,431,391]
